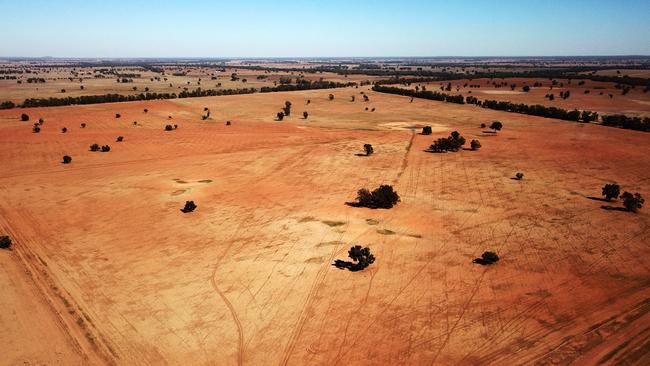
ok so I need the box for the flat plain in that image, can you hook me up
[1,84,649,365]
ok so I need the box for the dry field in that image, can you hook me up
[1,88,649,365]
[412,78,650,117]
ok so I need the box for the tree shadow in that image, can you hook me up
[510,177,523,180]
[586,196,609,202]
[472,258,496,265]
[332,259,364,271]
[600,205,628,212]
[462,148,475,151]
[355,153,369,157]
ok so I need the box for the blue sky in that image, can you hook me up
[1,0,649,57]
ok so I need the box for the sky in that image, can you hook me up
[1,0,649,57]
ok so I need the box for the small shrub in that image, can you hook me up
[306,99,311,104]
[515,172,524,180]
[38,118,45,125]
[21,113,29,122]
[61,127,67,133]
[181,200,197,213]
[144,108,148,113]
[32,125,41,133]
[62,155,72,164]
[173,124,178,129]
[371,108,375,112]
[89,143,100,151]
[0,235,11,249]
[480,123,486,128]
[422,126,432,135]
[334,245,375,271]
[80,123,86,128]
[115,113,121,118]
[354,185,400,209]
[165,124,173,131]
[133,121,137,125]
[276,112,285,121]
[101,145,111,152]
[601,183,620,201]
[116,136,124,142]
[470,139,481,150]
[364,144,374,156]
[621,192,644,213]
[328,94,334,100]
[226,121,231,126]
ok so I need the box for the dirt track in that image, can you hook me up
[1,88,649,365]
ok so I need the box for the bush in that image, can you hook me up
[62,155,72,164]
[473,251,499,265]
[61,127,67,133]
[116,136,124,142]
[621,192,644,212]
[364,144,374,156]
[470,139,481,150]
[602,183,620,201]
[515,172,524,180]
[490,121,503,132]
[354,185,400,209]
[422,126,432,135]
[89,143,100,151]
[181,200,197,213]
[101,145,110,152]
[165,124,173,131]
[0,235,11,249]
[21,113,29,121]
[303,111,308,119]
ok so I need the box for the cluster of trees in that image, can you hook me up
[89,143,111,152]
[353,185,400,209]
[601,183,644,212]
[477,99,598,123]
[428,131,466,152]
[260,80,355,93]
[601,114,650,132]
[372,85,465,104]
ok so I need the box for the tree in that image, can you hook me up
[61,127,67,133]
[354,185,400,209]
[32,124,41,133]
[522,85,530,92]
[480,123,486,128]
[328,94,334,101]
[38,118,45,125]
[62,155,72,164]
[165,124,173,131]
[282,101,292,116]
[307,99,311,104]
[473,251,499,265]
[115,113,121,118]
[226,121,231,126]
[348,245,375,270]
[21,113,29,121]
[363,95,369,102]
[470,139,481,150]
[515,172,524,180]
[90,143,100,151]
[276,112,285,121]
[303,111,309,119]
[351,95,355,102]
[621,192,644,213]
[364,144,374,156]
[116,136,124,142]
[601,183,620,201]
[101,145,111,152]
[174,124,178,129]
[422,126,432,135]
[0,235,11,249]
[80,123,86,128]
[489,121,503,132]
[144,108,148,113]
[181,200,197,213]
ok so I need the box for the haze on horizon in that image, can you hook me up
[1,0,649,58]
